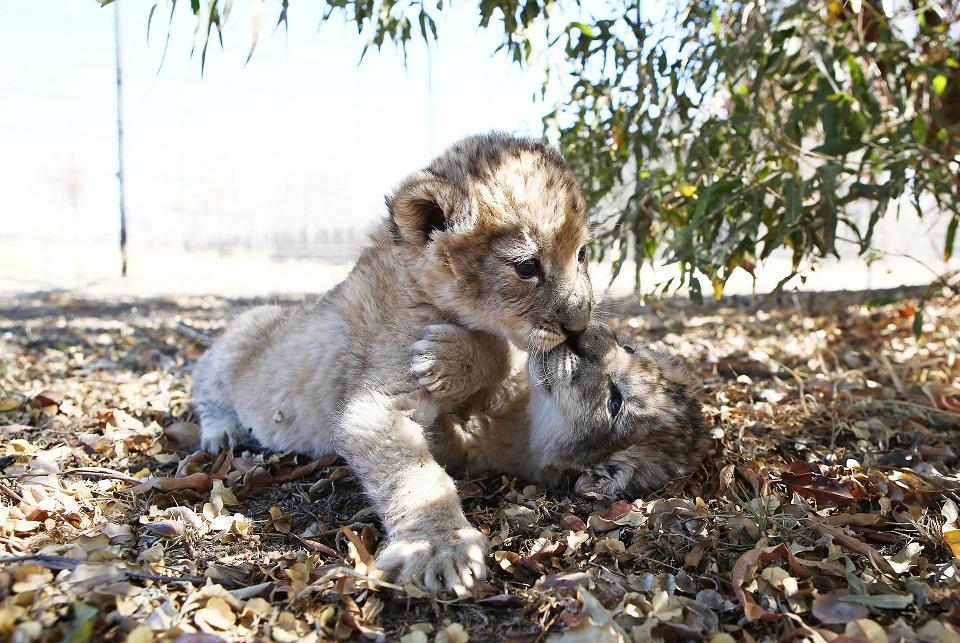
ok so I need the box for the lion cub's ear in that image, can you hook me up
[386,171,473,246]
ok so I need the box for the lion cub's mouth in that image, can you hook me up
[530,339,581,395]
[521,327,567,353]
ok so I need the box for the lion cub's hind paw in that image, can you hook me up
[376,526,488,595]
[197,414,241,454]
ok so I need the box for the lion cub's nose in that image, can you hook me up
[560,291,591,334]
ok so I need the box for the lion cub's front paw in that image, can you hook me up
[574,465,631,498]
[376,526,488,594]
[410,324,479,402]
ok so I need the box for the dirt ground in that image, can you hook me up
[1,280,959,642]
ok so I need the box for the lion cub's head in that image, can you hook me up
[386,132,592,352]
[528,322,709,497]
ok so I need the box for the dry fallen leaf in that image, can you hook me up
[194,596,236,632]
[943,531,960,557]
[811,589,869,624]
[268,506,293,534]
[546,590,629,642]
[127,472,214,495]
[731,544,813,622]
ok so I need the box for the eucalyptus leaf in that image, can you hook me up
[840,593,914,610]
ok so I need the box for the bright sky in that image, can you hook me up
[0,0,548,247]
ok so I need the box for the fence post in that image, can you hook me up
[114,1,128,277]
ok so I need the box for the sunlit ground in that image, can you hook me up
[1,278,958,640]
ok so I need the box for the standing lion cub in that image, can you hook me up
[192,133,592,592]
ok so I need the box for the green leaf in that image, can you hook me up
[689,277,703,304]
[569,21,594,39]
[817,164,839,255]
[913,307,924,339]
[245,0,262,65]
[845,557,867,595]
[932,74,948,96]
[783,176,802,225]
[146,3,158,42]
[841,593,914,609]
[64,603,98,643]
[912,115,927,145]
[765,272,796,298]
[946,216,958,261]
[812,138,862,156]
[866,295,897,309]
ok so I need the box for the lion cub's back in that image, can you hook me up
[193,303,344,455]
[192,305,287,415]
[207,304,287,373]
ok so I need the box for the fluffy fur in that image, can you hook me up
[418,321,709,497]
[191,132,592,592]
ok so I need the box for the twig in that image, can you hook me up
[873,351,904,397]
[533,609,563,643]
[125,571,205,585]
[0,555,204,585]
[809,520,897,576]
[293,565,403,599]
[0,481,25,505]
[770,358,809,414]
[62,467,143,485]
[874,399,960,419]
[176,321,209,342]
[0,555,82,569]
[0,468,143,486]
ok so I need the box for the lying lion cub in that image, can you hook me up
[192,133,593,592]
[413,321,709,497]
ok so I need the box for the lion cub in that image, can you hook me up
[192,133,592,592]
[415,321,708,496]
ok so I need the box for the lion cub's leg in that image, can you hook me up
[410,324,510,404]
[337,390,487,593]
[574,444,685,498]
[192,352,245,452]
[195,402,243,453]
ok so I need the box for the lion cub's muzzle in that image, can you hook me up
[565,323,614,360]
[538,322,615,391]
[539,335,583,389]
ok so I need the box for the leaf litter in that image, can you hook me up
[1,281,959,641]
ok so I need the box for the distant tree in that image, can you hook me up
[110,0,960,299]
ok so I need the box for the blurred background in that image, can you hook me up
[1,0,548,296]
[1,0,957,299]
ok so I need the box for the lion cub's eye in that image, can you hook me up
[514,259,541,279]
[608,382,624,418]
[577,245,587,263]
[623,345,635,354]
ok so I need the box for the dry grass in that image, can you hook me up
[1,281,958,642]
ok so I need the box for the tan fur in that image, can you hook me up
[192,132,592,593]
[418,322,709,497]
